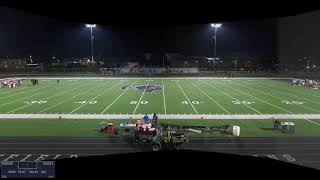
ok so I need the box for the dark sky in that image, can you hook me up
[0,7,277,59]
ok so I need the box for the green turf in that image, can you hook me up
[1,78,320,114]
[0,118,319,137]
[1,77,320,137]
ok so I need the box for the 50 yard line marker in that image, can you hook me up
[133,79,151,114]
[162,78,167,115]
[100,82,135,115]
[175,79,198,114]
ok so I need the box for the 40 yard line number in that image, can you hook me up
[181,101,201,105]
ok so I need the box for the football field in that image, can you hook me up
[1,77,320,137]
[1,77,320,117]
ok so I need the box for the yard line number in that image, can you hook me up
[282,101,305,105]
[24,100,48,105]
[130,101,148,105]
[75,101,97,104]
[181,101,202,105]
[232,101,255,105]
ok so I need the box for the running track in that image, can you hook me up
[0,137,319,170]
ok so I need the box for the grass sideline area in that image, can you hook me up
[0,119,319,137]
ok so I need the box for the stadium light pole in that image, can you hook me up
[86,24,96,62]
[211,23,222,71]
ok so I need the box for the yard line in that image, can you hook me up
[233,81,320,127]
[203,80,262,114]
[191,83,230,114]
[0,84,37,96]
[133,79,151,114]
[162,78,167,115]
[0,83,54,101]
[258,82,320,106]
[215,81,291,114]
[304,119,320,127]
[33,84,100,115]
[243,82,320,113]
[69,81,121,114]
[262,80,320,99]
[6,82,81,113]
[0,84,60,108]
[234,81,320,113]
[175,80,198,114]
[100,82,135,115]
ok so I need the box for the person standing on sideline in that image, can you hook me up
[152,113,158,127]
[143,114,149,123]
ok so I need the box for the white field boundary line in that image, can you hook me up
[175,79,198,114]
[191,83,230,114]
[215,80,292,114]
[203,80,262,114]
[162,78,167,115]
[0,84,63,108]
[99,82,136,116]
[235,81,320,126]
[69,81,121,114]
[304,119,320,126]
[242,81,320,113]
[132,79,151,114]
[6,81,80,113]
[1,114,320,119]
[8,77,294,80]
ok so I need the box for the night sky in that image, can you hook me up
[0,7,277,59]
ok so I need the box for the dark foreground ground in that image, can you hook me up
[0,137,319,171]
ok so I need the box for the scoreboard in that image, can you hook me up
[1,161,55,178]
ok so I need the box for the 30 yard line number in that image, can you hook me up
[282,101,305,105]
[75,101,97,104]
[24,100,47,105]
[232,101,255,105]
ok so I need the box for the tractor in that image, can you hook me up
[151,128,188,151]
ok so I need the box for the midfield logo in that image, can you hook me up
[121,84,162,92]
